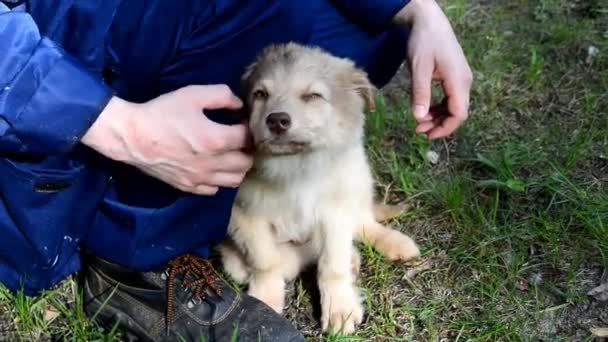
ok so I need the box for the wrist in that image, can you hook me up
[81,96,138,163]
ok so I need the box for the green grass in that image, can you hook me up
[0,280,120,341]
[290,0,608,340]
[0,0,606,341]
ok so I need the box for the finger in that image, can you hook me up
[410,54,434,121]
[137,165,220,195]
[162,175,217,195]
[182,84,243,110]
[210,151,254,173]
[442,71,472,122]
[192,184,220,195]
[427,115,463,140]
[423,76,470,140]
[207,171,246,188]
[416,114,434,123]
[205,122,252,152]
[416,121,435,133]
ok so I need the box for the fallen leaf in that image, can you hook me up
[404,260,433,279]
[591,327,608,337]
[373,202,410,222]
[588,282,608,302]
[44,306,59,323]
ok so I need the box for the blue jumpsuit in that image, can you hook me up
[0,0,409,295]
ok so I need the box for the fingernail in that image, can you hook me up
[414,105,427,119]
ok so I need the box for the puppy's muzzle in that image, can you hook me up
[266,112,291,135]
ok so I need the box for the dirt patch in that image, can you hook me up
[532,267,608,340]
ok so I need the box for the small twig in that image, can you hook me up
[442,139,451,166]
[382,182,392,204]
[455,325,465,342]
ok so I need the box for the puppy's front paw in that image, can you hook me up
[376,230,421,262]
[248,272,286,314]
[320,285,364,334]
[249,287,285,314]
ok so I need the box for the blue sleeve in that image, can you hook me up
[331,0,410,31]
[0,4,113,155]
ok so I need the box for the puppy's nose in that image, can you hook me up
[266,112,291,135]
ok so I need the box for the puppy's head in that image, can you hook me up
[241,43,376,156]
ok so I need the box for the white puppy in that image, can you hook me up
[218,43,420,334]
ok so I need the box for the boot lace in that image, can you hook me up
[164,254,222,330]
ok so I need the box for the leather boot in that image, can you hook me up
[82,254,304,342]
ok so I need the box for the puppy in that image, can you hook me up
[218,43,421,334]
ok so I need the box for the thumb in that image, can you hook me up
[410,58,434,121]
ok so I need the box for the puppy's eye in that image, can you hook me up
[252,89,269,100]
[301,93,323,102]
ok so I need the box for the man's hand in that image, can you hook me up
[395,0,473,140]
[81,85,253,195]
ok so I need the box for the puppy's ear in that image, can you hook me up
[240,61,258,95]
[348,69,377,112]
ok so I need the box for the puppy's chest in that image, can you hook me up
[242,180,326,244]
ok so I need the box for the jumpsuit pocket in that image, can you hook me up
[0,154,108,293]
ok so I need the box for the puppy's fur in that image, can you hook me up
[218,43,420,334]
